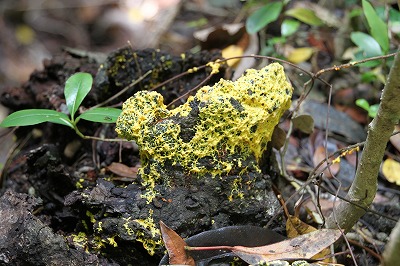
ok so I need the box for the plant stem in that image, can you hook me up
[326,50,400,232]
[383,218,400,265]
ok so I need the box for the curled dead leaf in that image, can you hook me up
[160,221,195,266]
[106,162,139,179]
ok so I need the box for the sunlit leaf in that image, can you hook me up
[246,2,283,34]
[382,158,400,185]
[355,98,370,111]
[281,19,300,37]
[222,45,243,66]
[368,104,379,118]
[287,47,314,63]
[362,0,389,52]
[65,72,93,120]
[0,109,73,128]
[285,8,324,26]
[76,107,121,123]
[351,32,383,57]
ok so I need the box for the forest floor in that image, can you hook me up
[0,1,399,265]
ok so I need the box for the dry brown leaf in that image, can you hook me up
[304,198,334,218]
[231,229,341,264]
[271,126,287,150]
[286,215,316,238]
[106,162,138,179]
[160,221,195,266]
[335,104,369,124]
[286,216,333,262]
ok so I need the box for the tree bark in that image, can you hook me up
[383,218,400,266]
[327,50,400,232]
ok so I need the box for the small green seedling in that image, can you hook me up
[0,73,122,139]
[356,98,379,118]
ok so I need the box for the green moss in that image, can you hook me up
[116,63,292,198]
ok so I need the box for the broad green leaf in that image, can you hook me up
[281,19,300,37]
[355,98,370,112]
[0,109,73,128]
[351,32,382,57]
[362,0,389,52]
[76,107,122,123]
[285,8,324,26]
[353,50,381,67]
[64,72,93,120]
[377,7,400,35]
[246,2,283,34]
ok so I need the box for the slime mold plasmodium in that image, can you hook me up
[116,62,293,202]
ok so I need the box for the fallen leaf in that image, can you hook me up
[287,47,315,63]
[222,45,243,67]
[106,162,138,179]
[382,158,400,185]
[286,215,315,238]
[335,104,369,125]
[271,126,287,150]
[292,114,314,134]
[304,198,334,218]
[193,23,246,50]
[160,221,195,266]
[286,216,332,262]
[298,100,367,143]
[231,229,341,264]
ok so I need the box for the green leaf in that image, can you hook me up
[285,8,324,26]
[362,0,389,52]
[353,50,381,67]
[368,104,379,118]
[0,109,74,128]
[64,72,93,120]
[355,98,370,111]
[349,7,363,18]
[361,71,377,82]
[76,107,122,123]
[246,2,283,34]
[281,19,300,37]
[351,32,382,57]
